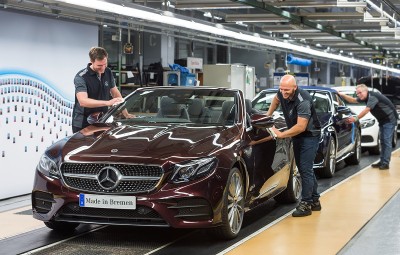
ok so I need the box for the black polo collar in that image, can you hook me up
[86,63,97,76]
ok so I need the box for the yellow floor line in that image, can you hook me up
[224,152,400,255]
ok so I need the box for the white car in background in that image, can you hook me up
[334,86,397,155]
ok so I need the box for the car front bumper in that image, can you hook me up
[32,169,228,229]
[360,123,380,148]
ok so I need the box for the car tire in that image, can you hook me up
[392,127,397,148]
[274,157,301,204]
[44,221,79,232]
[209,167,244,240]
[345,129,361,165]
[369,133,381,155]
[319,137,336,178]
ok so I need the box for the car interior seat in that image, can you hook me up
[204,99,224,123]
[157,96,189,119]
[245,99,260,115]
[314,97,329,113]
[218,100,235,125]
[188,98,206,123]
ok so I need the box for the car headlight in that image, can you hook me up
[37,154,60,177]
[360,118,375,129]
[170,157,217,183]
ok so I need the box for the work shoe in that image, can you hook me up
[292,201,312,217]
[379,164,389,170]
[371,162,382,168]
[311,200,322,211]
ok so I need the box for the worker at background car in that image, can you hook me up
[337,84,398,170]
[72,47,134,133]
[266,74,322,217]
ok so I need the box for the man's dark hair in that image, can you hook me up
[89,47,108,62]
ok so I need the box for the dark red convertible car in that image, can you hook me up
[32,87,300,239]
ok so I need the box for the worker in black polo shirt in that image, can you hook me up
[266,74,321,217]
[338,84,398,170]
[72,47,134,133]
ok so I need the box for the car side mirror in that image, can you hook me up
[337,106,351,114]
[251,113,274,128]
[87,112,104,125]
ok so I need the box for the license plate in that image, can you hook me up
[79,194,136,209]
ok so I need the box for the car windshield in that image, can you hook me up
[306,90,332,113]
[252,91,281,112]
[337,88,383,106]
[252,90,331,114]
[338,91,359,106]
[104,88,238,126]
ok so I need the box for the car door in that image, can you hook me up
[245,94,292,202]
[332,92,354,155]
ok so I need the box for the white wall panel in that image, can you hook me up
[0,10,98,199]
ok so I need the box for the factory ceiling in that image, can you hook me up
[2,0,400,67]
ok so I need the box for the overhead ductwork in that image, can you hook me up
[286,54,312,66]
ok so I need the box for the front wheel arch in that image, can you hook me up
[208,167,244,240]
[345,128,361,165]
[274,156,301,203]
[319,136,336,178]
[234,159,249,198]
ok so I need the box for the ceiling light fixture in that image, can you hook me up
[235,21,248,27]
[364,11,389,23]
[337,0,367,8]
[203,12,222,20]
[203,12,212,18]
[381,26,399,32]
[174,3,253,10]
[53,0,400,74]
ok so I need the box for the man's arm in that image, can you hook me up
[271,117,308,138]
[358,107,370,120]
[110,87,135,118]
[110,86,123,99]
[266,95,280,116]
[346,93,377,123]
[76,91,123,108]
[338,92,358,104]
[348,107,371,123]
[74,74,122,108]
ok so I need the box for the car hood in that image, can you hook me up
[61,123,237,164]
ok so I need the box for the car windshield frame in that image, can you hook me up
[340,91,360,106]
[305,89,332,113]
[252,89,333,114]
[252,91,280,112]
[101,88,240,127]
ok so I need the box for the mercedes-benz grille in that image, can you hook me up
[60,163,163,194]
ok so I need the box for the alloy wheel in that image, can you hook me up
[227,171,244,235]
[292,165,302,200]
[328,138,336,176]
